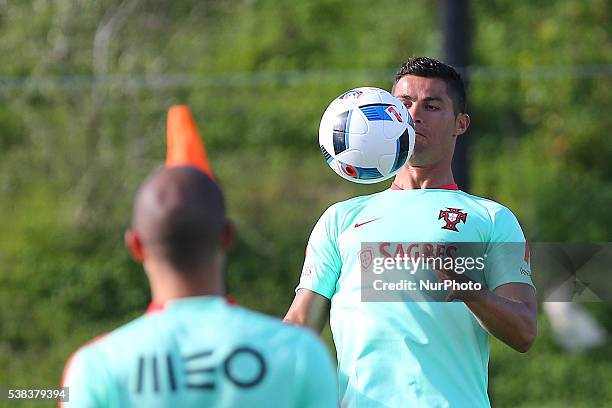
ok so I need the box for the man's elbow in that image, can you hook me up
[283,311,307,327]
[515,323,537,353]
[283,316,301,326]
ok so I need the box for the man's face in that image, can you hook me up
[392,75,469,167]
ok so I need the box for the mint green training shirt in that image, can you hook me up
[296,188,534,408]
[62,296,338,408]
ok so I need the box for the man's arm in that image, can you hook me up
[284,289,331,333]
[456,206,537,352]
[466,283,536,352]
[442,274,537,353]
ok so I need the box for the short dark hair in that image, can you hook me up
[395,57,467,114]
[133,166,226,272]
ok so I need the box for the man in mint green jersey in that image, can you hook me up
[61,166,338,407]
[285,57,537,408]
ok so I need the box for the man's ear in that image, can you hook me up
[221,220,236,252]
[455,113,470,136]
[125,229,145,262]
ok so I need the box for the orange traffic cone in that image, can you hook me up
[166,105,215,180]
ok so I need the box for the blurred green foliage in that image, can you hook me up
[0,0,611,406]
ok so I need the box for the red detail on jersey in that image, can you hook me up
[145,302,166,314]
[302,264,314,277]
[146,296,238,312]
[438,208,468,232]
[524,240,530,263]
[379,242,392,257]
[390,182,459,191]
[354,217,382,228]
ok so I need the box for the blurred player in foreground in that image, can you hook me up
[285,57,537,407]
[61,106,338,407]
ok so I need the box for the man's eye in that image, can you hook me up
[427,105,440,111]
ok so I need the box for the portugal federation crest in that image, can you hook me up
[438,208,468,232]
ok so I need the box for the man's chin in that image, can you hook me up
[406,158,426,168]
[413,138,428,150]
[407,147,427,167]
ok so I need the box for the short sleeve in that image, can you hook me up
[61,346,109,408]
[484,206,535,291]
[296,205,342,299]
[298,333,338,408]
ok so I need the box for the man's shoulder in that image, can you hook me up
[319,189,389,226]
[453,191,518,220]
[329,190,387,210]
[66,314,152,364]
[61,330,115,392]
[72,305,322,360]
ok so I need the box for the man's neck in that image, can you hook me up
[392,163,455,190]
[146,259,225,304]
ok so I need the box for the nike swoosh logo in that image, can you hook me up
[354,217,381,228]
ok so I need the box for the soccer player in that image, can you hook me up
[61,166,338,407]
[284,57,537,407]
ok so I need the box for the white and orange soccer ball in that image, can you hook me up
[319,87,415,184]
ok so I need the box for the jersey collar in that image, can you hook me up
[390,182,459,191]
[145,302,166,314]
[145,295,238,315]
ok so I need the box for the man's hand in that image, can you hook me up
[432,261,485,302]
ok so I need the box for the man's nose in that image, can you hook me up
[408,105,422,124]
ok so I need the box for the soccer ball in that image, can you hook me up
[319,87,415,184]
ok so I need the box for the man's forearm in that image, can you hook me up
[284,289,331,333]
[435,265,537,353]
[459,289,537,353]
